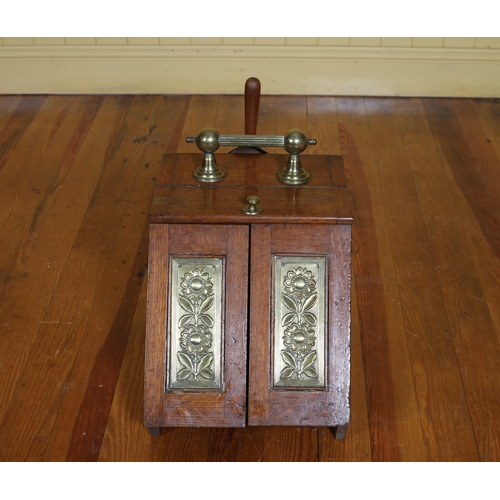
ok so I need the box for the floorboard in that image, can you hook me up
[1,94,500,461]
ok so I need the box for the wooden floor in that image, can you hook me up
[1,94,500,461]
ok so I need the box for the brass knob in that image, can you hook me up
[241,195,263,215]
[187,127,226,183]
[189,127,220,154]
[277,129,313,185]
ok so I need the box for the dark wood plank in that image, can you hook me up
[422,98,500,460]
[306,97,341,157]
[337,97,428,461]
[0,96,102,312]
[275,96,308,135]
[99,279,150,461]
[0,95,48,174]
[177,95,220,154]
[2,95,500,461]
[474,99,500,339]
[364,97,478,461]
[216,94,244,136]
[0,95,138,460]
[394,98,481,460]
[0,96,132,441]
[423,99,500,261]
[0,96,73,233]
[0,96,23,150]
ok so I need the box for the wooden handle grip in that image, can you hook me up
[244,77,261,135]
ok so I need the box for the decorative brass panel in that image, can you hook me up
[168,257,224,390]
[272,256,327,389]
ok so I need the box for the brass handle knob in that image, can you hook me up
[241,195,263,215]
[186,127,226,183]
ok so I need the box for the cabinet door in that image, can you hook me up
[144,224,249,428]
[248,224,351,427]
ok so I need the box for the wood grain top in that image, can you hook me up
[158,153,347,188]
[150,153,352,224]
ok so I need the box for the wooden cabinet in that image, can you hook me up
[144,152,352,438]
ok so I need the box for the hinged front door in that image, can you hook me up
[144,224,249,428]
[247,223,351,427]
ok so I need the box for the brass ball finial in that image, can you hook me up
[246,195,260,206]
[191,127,226,183]
[195,127,220,154]
[283,129,308,156]
[278,128,312,185]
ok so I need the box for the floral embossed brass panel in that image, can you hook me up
[272,256,327,389]
[168,257,224,390]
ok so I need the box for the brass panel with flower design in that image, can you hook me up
[168,257,224,390]
[272,256,327,389]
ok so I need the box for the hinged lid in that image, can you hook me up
[150,153,353,225]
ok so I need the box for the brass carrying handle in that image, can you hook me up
[186,129,317,151]
[186,128,317,185]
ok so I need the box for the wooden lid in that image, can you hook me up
[150,153,352,225]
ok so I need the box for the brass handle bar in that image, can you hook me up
[221,134,285,147]
[186,131,317,149]
[186,127,317,185]
[186,133,284,148]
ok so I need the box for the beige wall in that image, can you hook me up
[1,37,500,96]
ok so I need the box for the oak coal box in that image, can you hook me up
[144,150,352,439]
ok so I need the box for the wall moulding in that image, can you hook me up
[2,44,500,96]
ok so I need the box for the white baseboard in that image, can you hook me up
[1,44,500,96]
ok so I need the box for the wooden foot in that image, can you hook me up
[332,425,348,440]
[148,427,161,437]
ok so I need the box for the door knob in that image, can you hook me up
[241,195,263,215]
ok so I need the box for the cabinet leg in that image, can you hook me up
[332,425,348,440]
[148,427,161,437]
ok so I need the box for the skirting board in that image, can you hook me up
[1,45,500,96]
